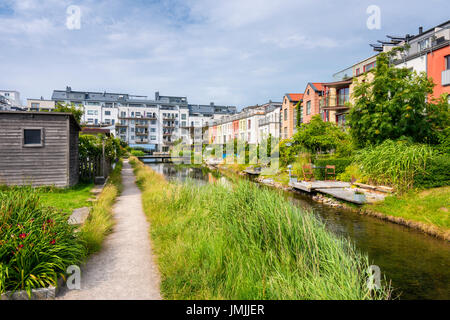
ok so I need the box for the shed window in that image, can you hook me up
[23,128,44,147]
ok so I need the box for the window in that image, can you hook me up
[23,128,43,147]
[112,119,115,125]
[363,62,376,72]
[105,111,111,116]
[355,68,361,76]
[151,136,156,140]
[445,55,450,70]
[181,121,186,127]
[121,111,126,117]
[181,114,186,120]
[284,108,287,121]
[306,101,311,115]
[418,38,430,51]
[338,87,349,105]
[87,110,98,115]
[150,128,156,133]
[31,103,39,109]
[248,119,251,129]
[151,120,156,125]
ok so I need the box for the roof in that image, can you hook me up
[0,111,82,131]
[81,127,112,136]
[285,93,303,102]
[310,83,324,91]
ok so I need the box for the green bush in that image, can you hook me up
[414,154,450,189]
[130,149,146,157]
[312,158,352,180]
[0,188,86,295]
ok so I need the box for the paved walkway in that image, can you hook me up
[58,160,161,300]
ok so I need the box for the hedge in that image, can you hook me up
[312,158,352,180]
[414,154,450,189]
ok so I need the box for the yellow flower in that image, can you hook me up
[375,129,380,134]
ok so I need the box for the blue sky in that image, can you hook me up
[0,0,449,109]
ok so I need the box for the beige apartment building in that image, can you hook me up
[27,98,56,111]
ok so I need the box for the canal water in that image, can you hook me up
[147,162,450,300]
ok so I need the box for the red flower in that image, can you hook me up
[17,244,24,250]
[49,239,56,245]
[19,233,27,239]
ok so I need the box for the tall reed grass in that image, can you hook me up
[354,140,435,191]
[79,159,123,254]
[129,156,391,300]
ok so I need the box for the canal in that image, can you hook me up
[147,162,450,300]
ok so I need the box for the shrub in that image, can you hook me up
[312,158,353,180]
[414,154,450,189]
[130,149,146,157]
[0,188,86,295]
[337,164,368,183]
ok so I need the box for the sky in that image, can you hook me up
[0,0,449,109]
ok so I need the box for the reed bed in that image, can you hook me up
[130,156,391,300]
[354,140,435,191]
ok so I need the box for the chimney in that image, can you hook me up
[419,26,423,35]
[155,91,160,101]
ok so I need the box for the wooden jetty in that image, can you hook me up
[289,180,350,193]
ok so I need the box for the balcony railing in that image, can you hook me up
[135,140,149,144]
[135,131,148,136]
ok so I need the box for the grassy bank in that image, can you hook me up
[79,159,123,254]
[37,183,94,213]
[130,157,390,300]
[364,187,450,239]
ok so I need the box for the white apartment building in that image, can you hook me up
[51,87,236,152]
[0,90,23,110]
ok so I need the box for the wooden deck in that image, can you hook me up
[289,180,350,192]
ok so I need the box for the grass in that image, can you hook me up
[365,186,450,232]
[129,156,391,300]
[37,183,94,213]
[79,159,123,254]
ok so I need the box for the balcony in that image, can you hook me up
[115,123,128,127]
[136,131,148,136]
[119,115,157,120]
[136,124,148,128]
[442,69,450,86]
[135,140,149,144]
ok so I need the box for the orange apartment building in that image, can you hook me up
[301,83,324,124]
[281,93,303,139]
[427,45,450,101]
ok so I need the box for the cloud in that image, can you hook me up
[0,0,449,108]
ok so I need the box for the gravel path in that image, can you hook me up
[57,160,161,300]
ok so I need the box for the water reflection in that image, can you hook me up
[147,162,450,300]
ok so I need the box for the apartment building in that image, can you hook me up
[208,101,281,145]
[0,90,23,110]
[373,20,450,101]
[301,83,324,124]
[51,87,236,152]
[27,97,56,111]
[281,93,303,139]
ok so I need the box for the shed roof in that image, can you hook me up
[0,111,82,131]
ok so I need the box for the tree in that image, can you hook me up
[53,102,83,123]
[348,52,449,147]
[292,115,349,153]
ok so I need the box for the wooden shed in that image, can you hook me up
[0,111,81,187]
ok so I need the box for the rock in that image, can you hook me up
[68,207,90,225]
